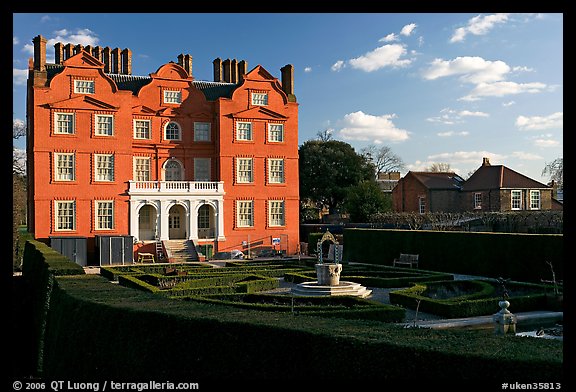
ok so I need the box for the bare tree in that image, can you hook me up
[542,158,563,190]
[13,119,26,176]
[426,162,452,172]
[360,145,405,177]
[316,129,333,142]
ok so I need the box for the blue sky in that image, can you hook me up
[13,13,563,182]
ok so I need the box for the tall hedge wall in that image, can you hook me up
[343,229,563,282]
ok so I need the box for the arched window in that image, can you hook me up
[165,159,182,181]
[164,122,181,140]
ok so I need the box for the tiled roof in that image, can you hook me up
[462,165,550,191]
[410,172,464,190]
[43,63,237,100]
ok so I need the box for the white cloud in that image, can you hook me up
[426,108,488,124]
[437,131,470,137]
[348,44,412,72]
[429,151,505,164]
[400,23,417,36]
[331,60,345,72]
[41,15,53,23]
[534,138,560,148]
[337,111,409,143]
[459,110,489,117]
[13,68,28,86]
[460,81,547,101]
[511,151,543,160]
[379,33,399,42]
[304,67,312,73]
[46,28,99,48]
[450,13,509,43]
[417,36,424,47]
[512,66,534,73]
[13,37,19,45]
[515,112,563,131]
[422,56,510,84]
[502,101,516,107]
[22,43,34,55]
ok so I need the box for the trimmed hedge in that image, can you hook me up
[343,228,563,282]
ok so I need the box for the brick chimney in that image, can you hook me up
[121,48,132,75]
[280,64,296,101]
[102,47,111,73]
[238,60,247,83]
[111,48,121,74]
[177,54,192,76]
[32,35,47,71]
[213,58,222,82]
[64,43,74,61]
[222,59,231,83]
[482,157,491,166]
[231,59,238,83]
[54,42,64,64]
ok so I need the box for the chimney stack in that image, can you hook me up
[33,35,47,71]
[231,59,238,83]
[54,42,64,64]
[64,43,74,61]
[121,48,132,75]
[238,60,247,83]
[280,64,295,100]
[177,54,193,76]
[111,48,121,74]
[213,58,222,82]
[482,157,491,166]
[102,47,111,73]
[222,59,231,83]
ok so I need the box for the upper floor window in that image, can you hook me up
[268,159,285,184]
[55,200,76,231]
[530,190,541,210]
[164,121,181,141]
[194,158,211,181]
[164,160,183,181]
[268,123,284,142]
[55,113,75,134]
[236,158,253,183]
[94,154,114,182]
[54,153,75,181]
[163,90,182,104]
[251,92,268,106]
[95,115,114,136]
[511,190,522,210]
[236,122,252,141]
[74,80,94,94]
[418,197,426,215]
[474,192,482,209]
[134,157,151,181]
[134,119,151,139]
[95,200,114,230]
[194,122,211,142]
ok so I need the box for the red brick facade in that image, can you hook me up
[26,35,299,263]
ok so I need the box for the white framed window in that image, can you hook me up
[164,121,181,141]
[236,158,253,183]
[268,159,285,184]
[194,122,211,142]
[95,154,114,182]
[74,80,94,94]
[268,123,284,142]
[198,205,210,229]
[268,200,285,227]
[511,190,522,210]
[169,214,180,229]
[95,115,114,136]
[474,192,482,209]
[530,190,541,210]
[194,158,211,181]
[95,200,114,230]
[163,90,182,104]
[54,153,75,181]
[251,92,268,106]
[164,160,183,181]
[236,200,254,227]
[55,113,75,134]
[134,157,151,181]
[418,197,426,214]
[134,119,151,139]
[236,122,252,141]
[55,200,76,231]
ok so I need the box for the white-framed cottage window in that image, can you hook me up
[474,192,482,209]
[134,119,151,139]
[163,90,182,104]
[95,154,114,182]
[268,159,285,184]
[194,122,211,142]
[55,200,76,231]
[74,80,94,94]
[55,113,75,134]
[251,92,268,106]
[164,121,181,141]
[236,122,252,141]
[134,157,151,181]
[268,200,285,227]
[268,123,284,142]
[236,158,253,183]
[511,190,522,210]
[95,200,114,230]
[54,153,75,181]
[418,197,426,214]
[530,190,541,210]
[95,115,114,136]
[194,158,211,181]
[236,200,254,227]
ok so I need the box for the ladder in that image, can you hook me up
[155,237,164,261]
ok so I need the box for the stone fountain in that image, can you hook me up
[291,230,372,298]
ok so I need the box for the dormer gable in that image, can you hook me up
[132,105,157,115]
[151,62,191,81]
[62,50,104,69]
[230,106,288,121]
[47,95,118,111]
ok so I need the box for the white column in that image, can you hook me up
[159,200,169,240]
[129,199,139,240]
[189,199,199,240]
[217,198,226,240]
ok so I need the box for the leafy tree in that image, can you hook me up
[360,145,405,177]
[542,158,563,190]
[345,180,391,222]
[13,119,27,270]
[299,139,374,214]
[426,162,452,172]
